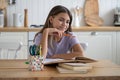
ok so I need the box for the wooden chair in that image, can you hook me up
[0,41,23,59]
[68,42,88,53]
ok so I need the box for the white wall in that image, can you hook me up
[6,0,119,27]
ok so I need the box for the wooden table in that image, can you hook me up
[0,60,120,80]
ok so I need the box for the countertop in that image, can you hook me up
[0,26,120,32]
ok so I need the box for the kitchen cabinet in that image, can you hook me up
[0,32,28,59]
[73,32,117,64]
[28,31,117,63]
[0,27,119,64]
[116,32,120,65]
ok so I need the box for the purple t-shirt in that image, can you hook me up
[34,32,79,58]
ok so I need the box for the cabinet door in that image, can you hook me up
[0,32,28,59]
[116,32,120,65]
[73,32,116,63]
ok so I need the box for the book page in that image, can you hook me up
[75,56,97,63]
[62,63,89,67]
[43,56,96,65]
[43,58,64,65]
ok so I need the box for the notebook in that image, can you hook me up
[56,66,89,74]
[58,63,93,71]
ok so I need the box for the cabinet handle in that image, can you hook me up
[91,31,98,36]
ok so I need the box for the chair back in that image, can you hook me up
[0,41,23,59]
[80,42,88,51]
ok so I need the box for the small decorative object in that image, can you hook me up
[8,0,16,5]
[24,9,28,27]
[0,0,7,9]
[73,6,82,28]
[0,10,4,27]
[0,0,7,27]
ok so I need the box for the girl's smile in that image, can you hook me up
[50,13,70,32]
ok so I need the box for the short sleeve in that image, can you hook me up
[69,35,80,49]
[34,33,42,46]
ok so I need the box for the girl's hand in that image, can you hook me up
[44,28,64,38]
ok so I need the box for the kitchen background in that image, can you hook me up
[1,0,120,64]
[6,0,120,27]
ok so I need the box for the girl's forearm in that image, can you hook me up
[51,52,83,60]
[41,30,48,59]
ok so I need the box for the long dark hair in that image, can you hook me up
[34,5,72,42]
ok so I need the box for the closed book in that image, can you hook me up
[56,66,88,74]
[58,63,92,71]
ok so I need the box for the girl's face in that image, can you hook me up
[50,13,70,32]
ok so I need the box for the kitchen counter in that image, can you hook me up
[0,26,120,32]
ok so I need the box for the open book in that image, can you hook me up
[43,56,97,65]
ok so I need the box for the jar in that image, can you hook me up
[0,10,4,27]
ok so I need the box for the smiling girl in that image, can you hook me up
[34,5,84,59]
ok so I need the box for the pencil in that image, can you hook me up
[39,45,42,57]
[63,33,72,37]
[63,33,75,38]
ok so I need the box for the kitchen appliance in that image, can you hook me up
[114,7,120,26]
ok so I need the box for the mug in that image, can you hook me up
[13,13,23,27]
